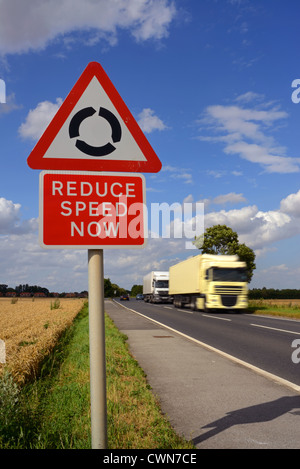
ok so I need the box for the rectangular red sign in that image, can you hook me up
[39,171,146,249]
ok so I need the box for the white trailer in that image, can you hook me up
[143,271,171,303]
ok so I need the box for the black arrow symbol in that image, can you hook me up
[69,106,122,157]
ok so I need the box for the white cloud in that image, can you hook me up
[211,192,246,205]
[206,169,227,178]
[224,141,300,174]
[0,232,87,291]
[0,197,37,234]
[183,194,194,204]
[231,170,243,176]
[0,93,21,115]
[103,237,185,288]
[184,192,246,210]
[161,165,193,184]
[235,91,265,103]
[252,264,300,289]
[0,231,186,292]
[18,98,62,140]
[0,0,177,55]
[201,196,300,255]
[198,95,300,174]
[280,189,300,217]
[204,205,261,238]
[248,210,295,250]
[205,104,287,136]
[137,108,168,133]
[131,0,176,42]
[3,186,300,291]
[19,101,167,142]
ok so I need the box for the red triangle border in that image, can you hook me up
[27,62,162,173]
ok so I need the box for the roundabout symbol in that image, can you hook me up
[69,106,122,157]
[27,61,162,172]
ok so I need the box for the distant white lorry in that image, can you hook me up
[169,254,248,312]
[143,271,172,303]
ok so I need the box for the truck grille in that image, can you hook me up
[159,291,169,296]
[221,295,237,307]
[214,285,243,295]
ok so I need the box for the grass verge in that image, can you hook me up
[248,300,300,319]
[0,302,194,449]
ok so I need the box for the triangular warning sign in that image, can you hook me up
[27,62,162,173]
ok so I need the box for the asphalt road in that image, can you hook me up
[116,298,300,387]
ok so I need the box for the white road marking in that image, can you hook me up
[202,314,231,322]
[251,323,300,335]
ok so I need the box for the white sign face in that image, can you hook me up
[43,77,147,163]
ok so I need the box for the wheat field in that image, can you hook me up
[250,298,300,306]
[0,297,86,384]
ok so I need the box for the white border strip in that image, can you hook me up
[39,170,147,250]
[112,300,300,394]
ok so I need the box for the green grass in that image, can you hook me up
[248,300,300,319]
[0,302,194,449]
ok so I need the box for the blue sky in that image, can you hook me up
[1,0,300,292]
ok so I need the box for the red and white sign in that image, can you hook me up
[39,171,147,249]
[27,62,161,173]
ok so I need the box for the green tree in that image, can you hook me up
[131,284,143,296]
[104,278,127,297]
[104,278,114,297]
[234,242,256,283]
[201,225,238,255]
[110,283,120,297]
[197,224,256,282]
[0,285,8,295]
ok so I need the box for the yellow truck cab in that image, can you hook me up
[169,254,248,312]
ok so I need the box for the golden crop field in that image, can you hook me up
[0,297,86,384]
[250,298,300,306]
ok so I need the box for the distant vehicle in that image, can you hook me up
[120,293,130,301]
[143,271,172,303]
[169,254,248,312]
[136,293,144,300]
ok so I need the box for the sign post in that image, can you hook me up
[27,61,161,449]
[88,249,107,449]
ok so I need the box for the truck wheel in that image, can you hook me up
[203,296,208,312]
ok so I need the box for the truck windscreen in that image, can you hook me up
[155,281,169,288]
[212,268,247,282]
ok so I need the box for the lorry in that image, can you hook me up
[143,271,172,303]
[169,254,248,312]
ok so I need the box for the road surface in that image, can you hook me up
[115,298,300,387]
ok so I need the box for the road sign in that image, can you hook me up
[39,171,147,249]
[27,62,162,173]
[29,61,159,449]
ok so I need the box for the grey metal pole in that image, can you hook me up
[88,249,107,449]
